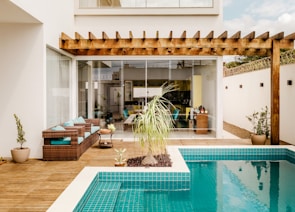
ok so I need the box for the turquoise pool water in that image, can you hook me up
[73,147,295,212]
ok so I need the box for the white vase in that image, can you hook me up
[11,147,30,163]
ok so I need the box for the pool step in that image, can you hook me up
[115,190,145,212]
[144,191,194,212]
[74,182,122,212]
[115,190,193,212]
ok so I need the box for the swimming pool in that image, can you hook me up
[48,146,295,211]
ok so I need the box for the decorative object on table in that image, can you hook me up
[114,148,127,167]
[11,114,30,163]
[246,106,270,145]
[98,124,116,148]
[198,105,206,113]
[107,124,116,132]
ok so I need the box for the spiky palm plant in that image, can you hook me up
[133,83,178,165]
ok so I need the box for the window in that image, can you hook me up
[79,0,213,8]
[46,48,71,127]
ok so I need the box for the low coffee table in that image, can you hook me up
[97,129,113,148]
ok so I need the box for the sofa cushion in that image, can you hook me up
[78,137,84,144]
[51,137,71,145]
[64,120,74,127]
[51,125,66,131]
[84,132,91,138]
[91,126,100,134]
[74,116,86,124]
[50,137,84,145]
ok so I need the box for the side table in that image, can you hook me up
[195,113,208,134]
[97,129,113,148]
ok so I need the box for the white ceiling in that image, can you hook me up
[0,0,40,23]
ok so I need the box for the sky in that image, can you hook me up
[223,0,295,62]
[223,0,295,36]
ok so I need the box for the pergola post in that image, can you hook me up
[270,40,280,145]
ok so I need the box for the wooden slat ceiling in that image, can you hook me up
[60,31,295,56]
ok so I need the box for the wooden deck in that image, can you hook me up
[0,135,288,211]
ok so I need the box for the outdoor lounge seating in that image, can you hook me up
[42,117,100,161]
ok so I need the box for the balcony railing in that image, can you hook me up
[79,0,213,8]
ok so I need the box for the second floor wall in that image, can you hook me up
[76,0,220,15]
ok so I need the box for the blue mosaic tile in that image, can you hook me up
[74,180,121,212]
[179,148,293,162]
[98,171,190,190]
[75,147,295,211]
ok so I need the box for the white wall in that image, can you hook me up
[223,64,295,145]
[0,0,224,159]
[0,23,44,158]
[11,0,75,48]
[74,15,224,38]
[0,0,75,159]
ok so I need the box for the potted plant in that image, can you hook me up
[133,83,178,165]
[114,148,126,167]
[246,106,270,145]
[11,114,30,162]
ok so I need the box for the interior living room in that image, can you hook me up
[77,59,218,139]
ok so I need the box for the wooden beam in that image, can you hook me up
[75,32,84,40]
[244,31,255,40]
[59,31,295,56]
[218,31,228,39]
[61,32,72,40]
[88,32,96,40]
[181,31,186,40]
[206,31,214,39]
[193,31,200,39]
[169,31,173,40]
[270,39,280,145]
[271,32,284,40]
[129,31,133,41]
[116,31,121,40]
[156,31,159,40]
[102,32,109,40]
[230,31,241,39]
[284,32,295,40]
[244,32,255,40]
[256,31,269,40]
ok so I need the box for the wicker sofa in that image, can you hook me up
[42,117,100,161]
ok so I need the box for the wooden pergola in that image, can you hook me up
[60,30,295,145]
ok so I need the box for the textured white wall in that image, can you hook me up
[223,64,295,145]
[11,0,75,48]
[0,24,44,158]
[74,15,224,38]
[0,0,75,158]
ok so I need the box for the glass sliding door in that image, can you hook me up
[77,59,217,134]
[169,60,193,129]
[123,60,146,114]
[77,61,89,118]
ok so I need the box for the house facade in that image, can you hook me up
[1,0,225,158]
